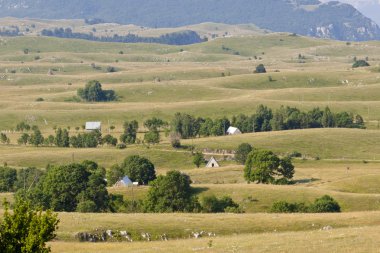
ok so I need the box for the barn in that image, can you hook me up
[85,122,101,131]
[206,157,220,168]
[226,126,242,135]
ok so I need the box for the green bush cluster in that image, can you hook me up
[270,195,341,213]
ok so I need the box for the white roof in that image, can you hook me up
[119,176,133,186]
[227,126,242,135]
[206,157,220,168]
[85,122,101,130]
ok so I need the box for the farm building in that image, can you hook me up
[226,126,242,135]
[85,122,101,131]
[113,176,133,187]
[206,157,220,168]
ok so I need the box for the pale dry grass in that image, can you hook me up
[50,225,380,253]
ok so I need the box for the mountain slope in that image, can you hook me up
[0,0,379,41]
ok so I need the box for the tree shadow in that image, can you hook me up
[293,178,320,184]
[192,187,209,195]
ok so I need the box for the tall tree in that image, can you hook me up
[120,155,156,185]
[322,107,335,128]
[120,120,139,144]
[144,170,198,212]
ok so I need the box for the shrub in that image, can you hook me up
[255,64,266,73]
[169,132,181,148]
[270,195,340,213]
[193,152,205,168]
[200,195,241,213]
[270,201,307,213]
[309,195,341,213]
[106,66,117,73]
[116,143,127,149]
[352,60,370,68]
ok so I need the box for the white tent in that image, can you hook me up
[114,176,133,187]
[226,126,242,135]
[206,157,220,168]
[85,122,101,131]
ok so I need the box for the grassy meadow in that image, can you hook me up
[0,21,380,252]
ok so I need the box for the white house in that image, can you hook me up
[206,157,220,168]
[85,122,101,131]
[113,176,133,187]
[226,126,242,135]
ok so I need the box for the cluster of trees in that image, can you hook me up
[0,26,21,36]
[77,80,117,102]
[270,195,341,213]
[41,28,203,45]
[170,105,365,140]
[18,161,110,213]
[244,149,295,184]
[17,128,44,147]
[171,112,231,139]
[17,127,107,148]
[1,156,241,214]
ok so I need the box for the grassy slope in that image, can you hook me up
[50,225,380,253]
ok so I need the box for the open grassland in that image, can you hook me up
[49,225,380,253]
[0,35,379,130]
[50,211,380,241]
[184,128,380,160]
[1,27,380,252]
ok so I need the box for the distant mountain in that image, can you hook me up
[0,0,379,41]
[322,0,380,25]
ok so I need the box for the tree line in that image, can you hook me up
[170,105,365,139]
[2,105,364,148]
[41,28,203,45]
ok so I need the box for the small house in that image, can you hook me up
[114,176,133,187]
[206,157,220,168]
[226,126,242,135]
[85,122,101,131]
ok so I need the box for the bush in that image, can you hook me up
[270,195,340,213]
[169,132,181,148]
[270,201,307,213]
[193,152,205,168]
[106,66,117,73]
[352,60,370,68]
[200,195,241,213]
[116,143,127,149]
[309,195,341,213]
[255,64,266,73]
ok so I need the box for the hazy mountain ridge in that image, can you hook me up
[0,0,379,41]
